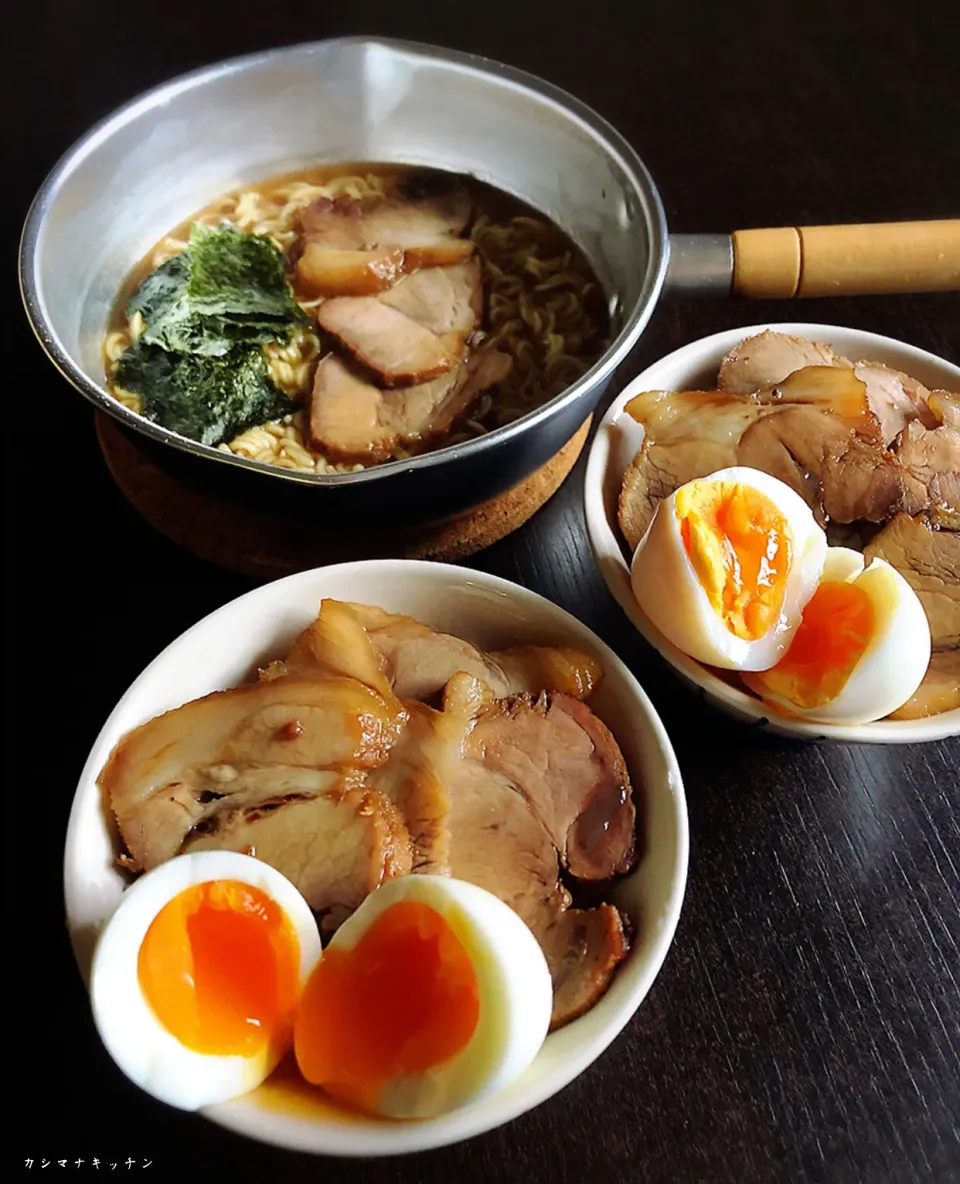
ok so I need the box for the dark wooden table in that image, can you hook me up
[10,1,959,1179]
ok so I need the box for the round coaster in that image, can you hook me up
[96,415,592,578]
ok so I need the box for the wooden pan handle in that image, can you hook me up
[731,220,960,298]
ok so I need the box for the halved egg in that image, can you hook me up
[742,547,932,724]
[293,875,553,1120]
[90,851,322,1111]
[631,467,827,670]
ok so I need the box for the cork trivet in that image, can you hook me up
[96,414,591,578]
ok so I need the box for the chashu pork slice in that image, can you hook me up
[343,602,603,702]
[261,598,397,700]
[100,674,408,870]
[446,756,629,1029]
[182,782,412,918]
[299,180,472,251]
[313,253,482,388]
[295,245,407,297]
[895,391,960,527]
[736,404,903,525]
[308,346,511,462]
[717,329,850,395]
[617,375,904,551]
[887,651,960,720]
[716,329,938,447]
[316,297,467,386]
[261,599,461,876]
[267,599,602,705]
[377,260,483,336]
[618,389,764,550]
[115,765,348,876]
[864,513,960,649]
[367,699,470,875]
[864,512,959,721]
[467,692,636,881]
[853,362,939,447]
[751,365,879,438]
[297,240,474,295]
[295,180,475,296]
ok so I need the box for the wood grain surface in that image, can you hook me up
[8,0,958,1180]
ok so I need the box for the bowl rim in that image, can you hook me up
[63,558,689,1156]
[19,35,668,489]
[583,321,960,744]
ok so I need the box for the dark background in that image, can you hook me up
[8,1,959,1180]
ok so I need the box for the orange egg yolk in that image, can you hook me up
[677,481,793,641]
[137,880,300,1058]
[744,579,875,708]
[293,899,480,1113]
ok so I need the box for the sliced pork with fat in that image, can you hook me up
[182,784,413,916]
[316,297,467,386]
[853,362,938,446]
[259,600,460,877]
[295,178,475,297]
[468,692,636,881]
[929,390,960,428]
[112,765,348,875]
[314,261,483,387]
[736,404,903,524]
[378,260,483,335]
[296,172,487,461]
[101,674,408,870]
[718,330,850,394]
[308,346,511,462]
[343,602,603,701]
[864,513,960,649]
[864,512,960,718]
[260,598,396,700]
[446,748,629,1028]
[752,366,879,438]
[895,394,960,526]
[295,245,406,297]
[299,181,472,251]
[368,700,469,875]
[540,906,630,1026]
[717,330,939,447]
[618,371,906,550]
[618,390,763,550]
[887,650,960,719]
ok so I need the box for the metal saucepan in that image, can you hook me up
[19,37,960,527]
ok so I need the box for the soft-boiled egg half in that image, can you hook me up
[90,851,322,1111]
[91,856,553,1120]
[742,547,931,724]
[631,467,827,671]
[294,875,553,1120]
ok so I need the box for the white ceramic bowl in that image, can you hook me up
[64,559,688,1156]
[584,322,960,744]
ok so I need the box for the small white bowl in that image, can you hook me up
[584,322,960,744]
[64,559,688,1156]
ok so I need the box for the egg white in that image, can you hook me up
[630,466,828,671]
[301,875,553,1120]
[90,851,322,1112]
[748,547,932,724]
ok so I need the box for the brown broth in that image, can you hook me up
[250,1053,417,1125]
